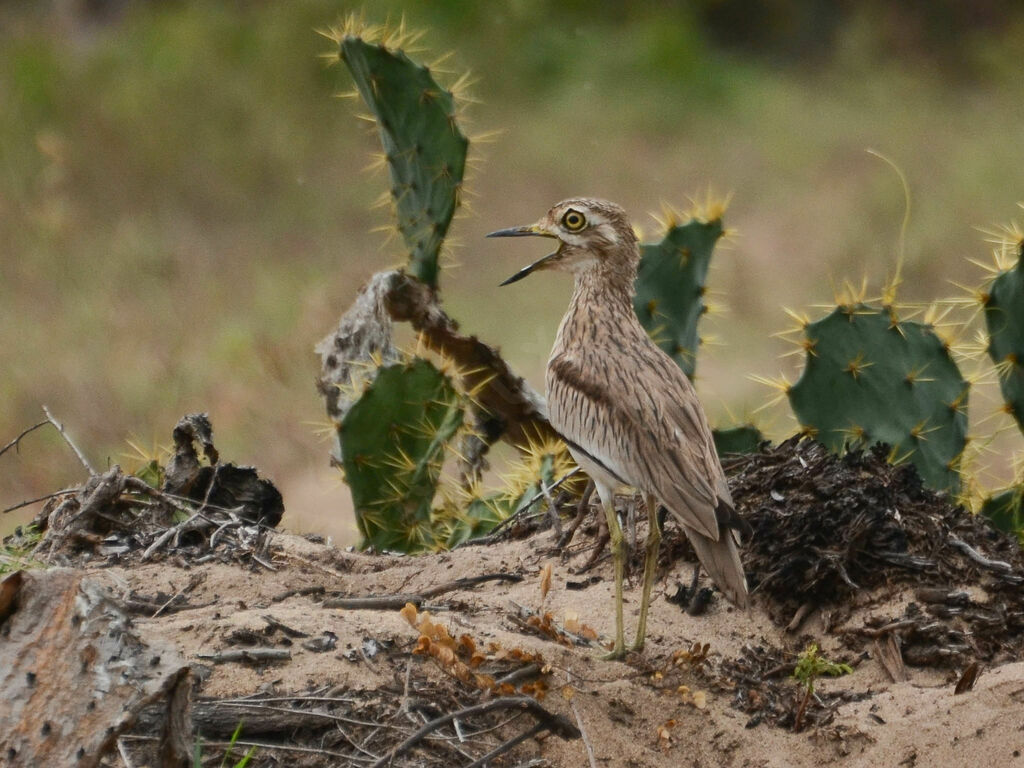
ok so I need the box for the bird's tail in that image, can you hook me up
[685,525,749,608]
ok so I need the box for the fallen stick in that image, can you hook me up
[949,535,1013,573]
[368,696,580,768]
[196,648,291,664]
[42,404,96,475]
[0,419,49,461]
[322,572,522,610]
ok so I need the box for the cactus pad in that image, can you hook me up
[338,359,464,552]
[713,425,765,456]
[339,35,468,288]
[983,243,1024,434]
[634,218,724,378]
[981,487,1024,538]
[787,304,969,491]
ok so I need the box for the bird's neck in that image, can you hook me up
[553,263,640,357]
[570,267,635,312]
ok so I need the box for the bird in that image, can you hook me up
[489,198,750,660]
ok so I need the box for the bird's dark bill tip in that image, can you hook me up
[487,226,534,238]
[499,265,534,286]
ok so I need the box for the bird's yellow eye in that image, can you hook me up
[561,209,587,232]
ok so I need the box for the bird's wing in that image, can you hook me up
[547,349,725,541]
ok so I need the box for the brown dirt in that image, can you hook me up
[16,436,1024,766]
[85,528,1024,767]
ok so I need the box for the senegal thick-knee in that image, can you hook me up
[489,198,750,660]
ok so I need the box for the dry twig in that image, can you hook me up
[322,572,522,610]
[368,696,579,768]
[42,404,96,475]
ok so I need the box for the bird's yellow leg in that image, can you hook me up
[630,495,662,652]
[599,496,627,660]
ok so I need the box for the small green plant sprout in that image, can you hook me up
[792,643,853,731]
[0,524,43,575]
[712,423,765,456]
[192,721,256,768]
[322,14,470,289]
[121,436,171,489]
[981,486,1024,542]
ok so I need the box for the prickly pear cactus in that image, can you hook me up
[338,358,464,552]
[438,444,570,548]
[981,487,1024,539]
[787,304,969,492]
[983,242,1024,434]
[634,217,724,378]
[336,33,468,288]
[441,495,510,550]
[713,424,765,456]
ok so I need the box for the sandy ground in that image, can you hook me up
[83,527,1024,767]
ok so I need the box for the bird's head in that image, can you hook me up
[488,198,639,286]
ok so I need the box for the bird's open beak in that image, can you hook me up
[487,224,558,286]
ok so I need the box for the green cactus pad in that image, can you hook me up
[440,452,557,548]
[442,495,509,549]
[339,36,468,289]
[981,487,1024,538]
[338,359,464,552]
[713,425,765,456]
[787,304,968,491]
[984,244,1024,434]
[634,218,724,378]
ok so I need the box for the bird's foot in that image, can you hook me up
[599,645,628,662]
[627,638,645,654]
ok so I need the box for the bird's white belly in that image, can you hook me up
[565,445,629,505]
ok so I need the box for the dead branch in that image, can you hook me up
[196,648,292,664]
[948,535,1013,573]
[42,404,96,475]
[493,663,542,689]
[151,574,204,619]
[368,696,580,768]
[261,614,310,638]
[462,722,545,768]
[36,466,128,561]
[381,271,556,447]
[0,419,49,460]
[567,671,598,768]
[2,489,76,515]
[0,569,188,768]
[322,572,523,610]
[158,668,193,768]
[317,270,557,459]
[120,735,356,761]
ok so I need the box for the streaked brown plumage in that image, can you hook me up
[490,198,749,659]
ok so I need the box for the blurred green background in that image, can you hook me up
[3,0,1024,541]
